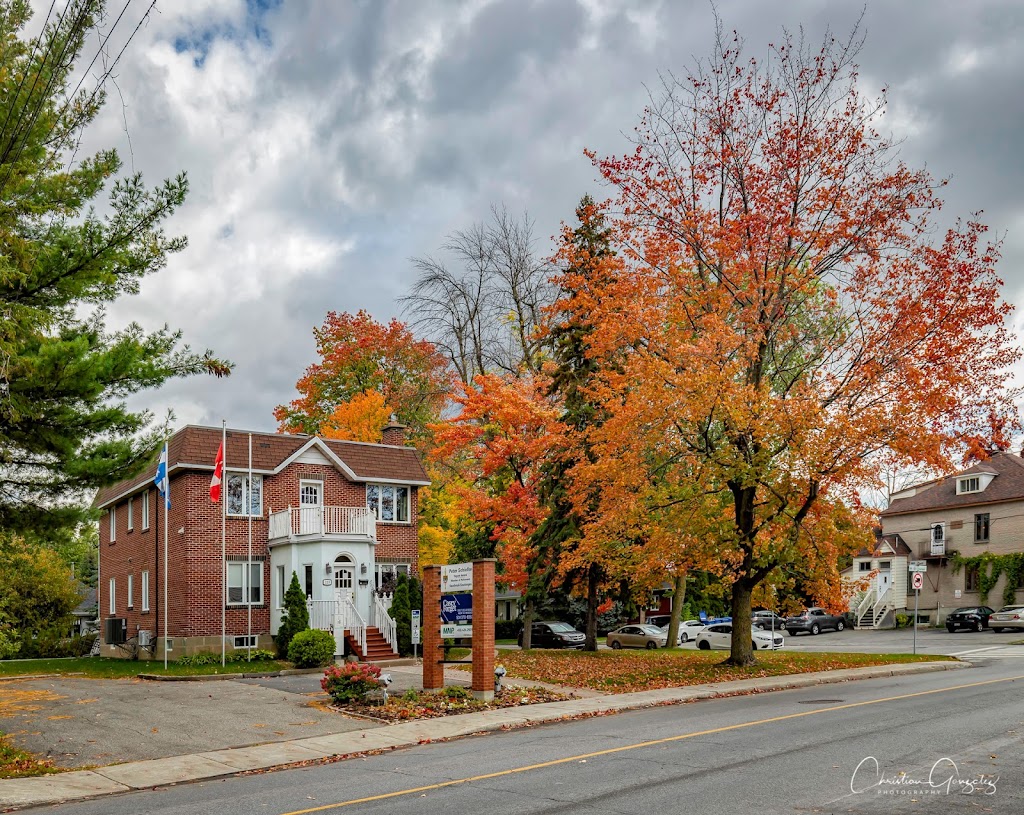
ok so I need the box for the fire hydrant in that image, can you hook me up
[494,665,507,694]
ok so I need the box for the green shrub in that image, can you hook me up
[401,688,420,702]
[443,684,470,699]
[321,662,382,703]
[895,613,910,629]
[288,629,336,668]
[176,652,220,666]
[276,572,310,658]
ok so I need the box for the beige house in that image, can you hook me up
[876,452,1024,626]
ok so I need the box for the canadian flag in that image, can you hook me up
[210,441,224,502]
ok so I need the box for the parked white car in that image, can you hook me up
[695,623,785,651]
[660,619,708,645]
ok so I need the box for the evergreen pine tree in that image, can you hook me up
[276,572,309,658]
[530,195,615,650]
[0,1,230,535]
[391,572,411,656]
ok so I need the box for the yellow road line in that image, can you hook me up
[278,672,1023,815]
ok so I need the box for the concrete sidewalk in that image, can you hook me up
[0,660,968,811]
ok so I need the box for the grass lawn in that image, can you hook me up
[488,649,955,693]
[0,656,290,680]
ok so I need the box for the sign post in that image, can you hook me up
[411,609,421,661]
[911,570,924,653]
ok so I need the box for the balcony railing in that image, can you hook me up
[930,539,946,556]
[269,506,376,541]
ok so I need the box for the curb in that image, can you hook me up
[0,660,969,811]
[138,667,325,682]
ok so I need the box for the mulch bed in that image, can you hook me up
[338,685,573,722]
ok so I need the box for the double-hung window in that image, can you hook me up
[127,574,134,609]
[366,484,410,523]
[127,498,133,531]
[974,513,990,543]
[141,571,150,612]
[226,473,263,516]
[109,578,116,614]
[227,562,263,605]
[141,490,150,530]
[109,507,116,542]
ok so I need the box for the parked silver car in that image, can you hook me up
[784,607,846,635]
[988,605,1024,633]
[606,624,669,650]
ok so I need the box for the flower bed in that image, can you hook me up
[338,684,571,722]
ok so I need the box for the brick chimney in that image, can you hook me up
[380,414,408,446]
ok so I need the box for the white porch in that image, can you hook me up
[268,504,397,658]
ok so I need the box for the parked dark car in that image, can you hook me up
[518,621,586,649]
[945,606,996,632]
[751,610,787,631]
[785,607,846,635]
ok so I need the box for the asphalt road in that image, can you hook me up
[34,657,1024,815]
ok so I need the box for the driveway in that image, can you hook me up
[0,665,475,769]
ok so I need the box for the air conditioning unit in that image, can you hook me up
[138,630,153,648]
[105,617,127,645]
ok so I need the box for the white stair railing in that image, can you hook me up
[872,587,894,627]
[854,588,876,627]
[371,594,399,654]
[336,597,367,657]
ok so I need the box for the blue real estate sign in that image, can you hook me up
[440,593,473,638]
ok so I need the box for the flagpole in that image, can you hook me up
[163,439,170,671]
[247,432,253,661]
[221,421,227,668]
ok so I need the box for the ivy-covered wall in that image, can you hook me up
[951,552,1024,607]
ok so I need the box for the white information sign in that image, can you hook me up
[411,610,421,645]
[441,623,473,638]
[441,562,474,593]
[909,561,928,573]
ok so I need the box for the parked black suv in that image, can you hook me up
[517,621,586,649]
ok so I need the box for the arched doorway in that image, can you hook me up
[333,555,355,605]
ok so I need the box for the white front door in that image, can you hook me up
[333,562,354,604]
[299,481,323,535]
[876,568,892,595]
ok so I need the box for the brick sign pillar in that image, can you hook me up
[471,558,496,701]
[421,565,444,691]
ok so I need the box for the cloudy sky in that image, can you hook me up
[64,0,1024,434]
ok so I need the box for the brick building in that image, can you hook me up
[93,424,429,659]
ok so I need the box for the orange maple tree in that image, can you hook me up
[274,310,452,441]
[319,389,392,443]
[572,24,1020,664]
[431,374,561,593]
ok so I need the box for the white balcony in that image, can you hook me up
[930,540,946,556]
[268,505,376,542]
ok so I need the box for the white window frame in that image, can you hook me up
[127,498,133,531]
[227,561,264,606]
[127,574,134,609]
[303,563,314,599]
[374,561,411,589]
[109,577,116,614]
[109,507,116,542]
[226,472,263,517]
[858,562,871,572]
[141,570,150,612]
[233,635,258,648]
[958,476,981,494]
[141,490,150,530]
[276,565,286,608]
[366,484,411,523]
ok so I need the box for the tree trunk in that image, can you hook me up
[725,580,755,666]
[584,563,599,651]
[521,597,535,649]
[666,571,686,648]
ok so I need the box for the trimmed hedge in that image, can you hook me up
[287,629,336,668]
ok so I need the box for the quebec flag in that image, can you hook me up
[154,442,171,509]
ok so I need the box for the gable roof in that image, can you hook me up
[93,425,430,509]
[881,452,1024,517]
[854,533,913,558]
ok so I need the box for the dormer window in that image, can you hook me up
[958,477,980,494]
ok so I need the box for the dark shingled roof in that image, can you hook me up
[881,452,1024,517]
[854,533,913,558]
[93,425,429,508]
